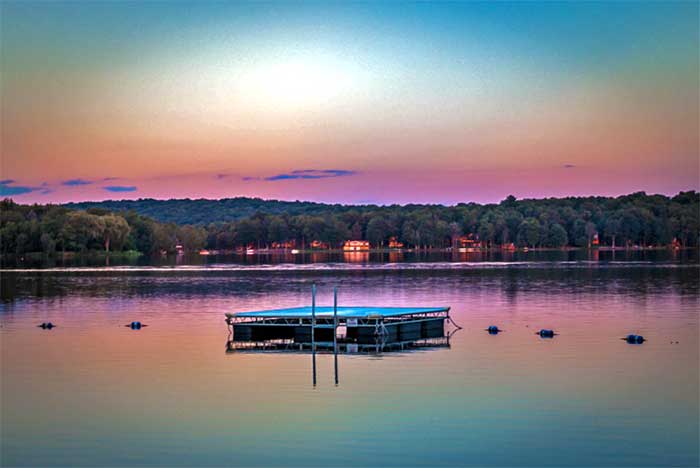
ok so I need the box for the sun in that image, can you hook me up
[238,52,358,112]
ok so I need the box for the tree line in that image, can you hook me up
[66,197,332,225]
[0,200,206,256]
[1,191,698,256]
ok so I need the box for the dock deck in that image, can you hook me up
[226,305,449,320]
[226,305,452,345]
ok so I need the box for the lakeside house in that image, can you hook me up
[388,236,404,249]
[343,240,370,252]
[458,235,482,252]
[271,241,295,249]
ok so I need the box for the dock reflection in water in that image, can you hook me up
[226,333,457,386]
[225,293,461,385]
[225,335,454,354]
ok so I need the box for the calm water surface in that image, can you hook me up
[1,255,698,466]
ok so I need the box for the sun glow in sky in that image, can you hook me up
[238,50,365,112]
[0,1,698,204]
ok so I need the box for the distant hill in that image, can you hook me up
[1,191,694,257]
[64,197,349,225]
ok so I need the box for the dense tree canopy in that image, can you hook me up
[0,199,206,256]
[1,191,698,255]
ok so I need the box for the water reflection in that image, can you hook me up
[2,248,696,269]
[3,263,698,303]
[226,331,458,388]
[1,262,698,466]
[225,334,454,355]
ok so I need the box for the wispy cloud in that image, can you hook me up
[563,164,576,169]
[104,185,137,192]
[102,177,120,181]
[243,169,358,182]
[62,178,92,186]
[0,180,37,196]
[38,182,52,194]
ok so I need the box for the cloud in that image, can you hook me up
[102,177,120,181]
[563,164,576,168]
[62,178,92,186]
[216,173,231,180]
[103,185,137,192]
[0,180,37,196]
[264,169,357,181]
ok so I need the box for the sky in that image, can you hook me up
[1,1,698,205]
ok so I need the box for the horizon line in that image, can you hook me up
[4,189,697,209]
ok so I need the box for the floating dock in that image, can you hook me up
[226,336,451,354]
[225,305,452,346]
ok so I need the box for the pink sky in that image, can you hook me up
[1,2,698,204]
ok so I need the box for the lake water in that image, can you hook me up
[1,253,698,466]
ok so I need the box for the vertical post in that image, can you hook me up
[311,284,316,348]
[311,284,316,387]
[333,286,338,385]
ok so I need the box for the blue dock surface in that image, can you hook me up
[227,306,449,319]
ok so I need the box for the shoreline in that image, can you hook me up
[1,245,695,261]
[195,245,695,255]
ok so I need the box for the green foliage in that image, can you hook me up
[0,200,203,256]
[1,191,699,255]
[517,218,543,248]
[65,197,333,225]
[547,223,569,248]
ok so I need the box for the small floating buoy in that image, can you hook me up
[486,325,501,334]
[38,322,55,329]
[537,329,556,338]
[623,334,645,344]
[126,321,146,330]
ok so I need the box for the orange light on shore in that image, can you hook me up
[343,240,370,252]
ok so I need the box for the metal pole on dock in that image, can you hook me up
[311,284,316,386]
[311,284,316,348]
[333,286,338,385]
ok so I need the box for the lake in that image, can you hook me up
[1,252,698,466]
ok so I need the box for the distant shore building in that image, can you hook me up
[458,235,481,250]
[271,241,295,249]
[343,240,370,252]
[388,236,404,249]
[310,240,329,249]
[592,233,600,246]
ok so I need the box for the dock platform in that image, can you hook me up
[225,305,452,345]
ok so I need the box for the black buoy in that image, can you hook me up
[486,325,501,334]
[623,334,645,344]
[537,329,555,338]
[126,321,145,330]
[38,322,55,329]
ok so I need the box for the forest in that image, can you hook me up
[1,191,698,256]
